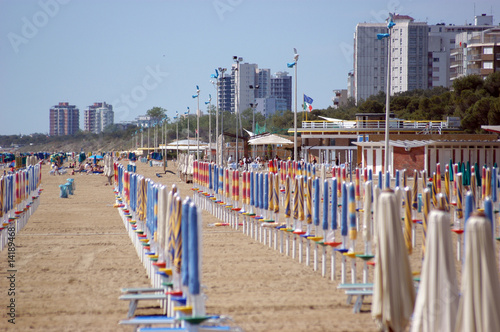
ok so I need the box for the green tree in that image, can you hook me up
[452,74,484,96]
[146,107,167,124]
[358,100,384,113]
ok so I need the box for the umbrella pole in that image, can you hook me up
[341,235,348,284]
[331,246,336,281]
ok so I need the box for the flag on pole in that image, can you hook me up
[303,94,313,112]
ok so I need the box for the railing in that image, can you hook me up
[301,120,451,130]
[302,121,356,129]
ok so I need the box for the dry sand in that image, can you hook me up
[0,160,484,331]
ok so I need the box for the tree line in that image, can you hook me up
[2,73,499,150]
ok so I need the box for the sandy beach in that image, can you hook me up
[0,160,491,331]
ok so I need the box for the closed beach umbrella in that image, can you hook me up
[372,188,415,332]
[411,209,459,332]
[456,212,500,331]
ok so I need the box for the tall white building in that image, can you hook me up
[219,63,292,117]
[353,14,429,103]
[429,14,494,87]
[231,62,258,113]
[84,102,113,134]
[353,14,496,102]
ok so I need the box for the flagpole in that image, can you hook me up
[291,49,299,162]
[207,94,212,162]
[233,56,242,166]
[187,107,190,157]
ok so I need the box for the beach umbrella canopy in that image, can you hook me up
[372,188,415,332]
[411,209,459,332]
[455,212,500,331]
[88,155,103,159]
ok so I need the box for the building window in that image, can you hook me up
[433,58,440,62]
[483,61,493,69]
[433,67,439,72]
[484,47,493,55]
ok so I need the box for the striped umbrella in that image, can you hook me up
[273,173,279,214]
[341,183,348,238]
[313,178,320,227]
[306,177,312,225]
[372,188,415,332]
[348,183,357,241]
[436,163,442,193]
[298,176,304,222]
[284,175,291,220]
[322,179,329,233]
[412,170,419,210]
[169,194,182,274]
[422,189,431,259]
[363,181,373,251]
[403,187,412,255]
[331,178,338,231]
[181,196,191,289]
[188,202,202,315]
[292,176,299,221]
[268,172,273,213]
[456,173,463,221]
[444,170,450,211]
[250,171,255,209]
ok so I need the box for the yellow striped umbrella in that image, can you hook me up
[169,194,182,273]
[404,187,412,255]
[285,175,291,219]
[421,170,427,192]
[432,172,438,207]
[306,177,312,224]
[298,176,304,222]
[137,177,145,221]
[444,170,450,206]
[412,170,419,211]
[470,174,477,207]
[292,177,299,220]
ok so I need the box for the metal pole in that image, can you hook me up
[219,68,227,166]
[214,81,219,166]
[208,97,212,162]
[294,60,298,161]
[384,28,391,174]
[176,118,179,162]
[196,89,200,161]
[187,108,190,157]
[235,59,240,165]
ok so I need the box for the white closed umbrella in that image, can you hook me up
[372,188,415,332]
[411,209,459,332]
[455,212,500,332]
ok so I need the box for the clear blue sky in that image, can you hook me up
[0,0,497,135]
